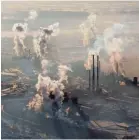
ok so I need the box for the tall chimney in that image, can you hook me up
[97,55,100,89]
[116,62,119,76]
[92,55,95,91]
[88,69,91,90]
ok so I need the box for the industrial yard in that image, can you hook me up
[1,1,139,139]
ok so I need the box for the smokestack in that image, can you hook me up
[116,62,119,76]
[88,69,91,90]
[92,54,95,91]
[97,55,100,89]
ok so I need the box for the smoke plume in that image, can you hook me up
[28,10,38,20]
[28,61,71,113]
[24,10,38,22]
[86,23,126,75]
[12,10,38,57]
[33,22,60,58]
[79,13,97,47]
[36,60,72,93]
[58,64,73,84]
[32,58,73,112]
[12,23,28,56]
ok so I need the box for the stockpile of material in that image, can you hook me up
[1,68,30,96]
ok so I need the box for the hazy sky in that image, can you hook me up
[2,1,139,14]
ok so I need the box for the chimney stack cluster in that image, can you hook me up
[87,54,100,91]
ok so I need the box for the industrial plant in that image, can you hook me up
[1,1,139,139]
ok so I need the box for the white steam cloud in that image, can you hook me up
[79,13,97,47]
[85,23,126,76]
[12,10,38,57]
[34,59,72,110]
[28,10,38,20]
[36,60,72,93]
[24,10,38,22]
[58,64,73,84]
[12,23,28,56]
[33,22,60,58]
